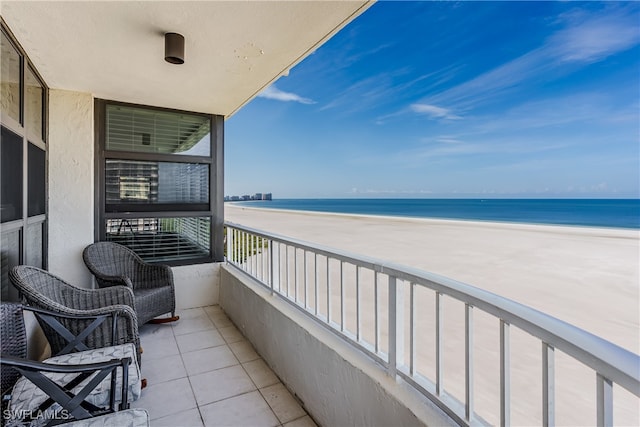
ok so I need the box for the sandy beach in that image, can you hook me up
[225,203,639,425]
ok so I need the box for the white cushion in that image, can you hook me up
[62,409,149,427]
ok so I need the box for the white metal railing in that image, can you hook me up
[224,222,640,426]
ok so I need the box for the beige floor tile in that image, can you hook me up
[283,415,318,427]
[260,383,306,424]
[218,325,245,344]
[177,307,208,319]
[142,354,187,384]
[199,391,279,427]
[132,377,196,420]
[153,408,204,427]
[190,365,256,406]
[229,340,260,363]
[172,311,216,336]
[176,329,225,353]
[242,359,279,389]
[139,324,179,361]
[182,345,239,376]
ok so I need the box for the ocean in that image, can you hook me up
[230,198,640,229]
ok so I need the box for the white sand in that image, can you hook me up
[225,203,639,425]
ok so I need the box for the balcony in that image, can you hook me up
[1,2,638,426]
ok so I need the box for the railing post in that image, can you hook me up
[465,303,474,421]
[226,226,232,263]
[542,342,555,427]
[388,276,397,377]
[436,292,443,395]
[500,320,511,427]
[388,276,404,377]
[596,374,613,427]
[269,240,275,294]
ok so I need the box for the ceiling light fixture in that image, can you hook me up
[164,32,185,64]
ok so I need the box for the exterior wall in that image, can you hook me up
[220,265,455,427]
[47,89,95,287]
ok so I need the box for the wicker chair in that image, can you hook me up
[8,266,141,364]
[0,303,146,427]
[83,242,179,325]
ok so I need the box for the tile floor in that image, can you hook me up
[131,306,317,427]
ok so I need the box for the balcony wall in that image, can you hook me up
[219,264,455,427]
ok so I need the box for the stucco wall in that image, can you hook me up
[47,89,95,287]
[220,265,454,427]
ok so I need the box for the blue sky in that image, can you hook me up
[225,1,640,199]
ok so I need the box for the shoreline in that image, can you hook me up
[225,203,640,357]
[226,203,639,238]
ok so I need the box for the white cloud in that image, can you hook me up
[410,103,461,120]
[416,5,640,113]
[258,85,315,104]
[551,7,640,64]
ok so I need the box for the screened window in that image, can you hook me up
[28,142,46,216]
[25,66,43,141]
[0,30,20,122]
[97,100,221,265]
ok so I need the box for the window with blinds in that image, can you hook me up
[106,105,210,156]
[98,101,217,265]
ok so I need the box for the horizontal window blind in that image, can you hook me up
[106,104,211,156]
[105,217,211,263]
[105,160,209,206]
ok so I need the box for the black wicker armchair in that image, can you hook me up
[0,303,146,427]
[8,266,141,364]
[83,242,179,325]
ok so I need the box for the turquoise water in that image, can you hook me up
[230,199,640,229]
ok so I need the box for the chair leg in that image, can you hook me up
[148,315,180,324]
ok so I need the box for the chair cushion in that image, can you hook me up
[8,343,141,425]
[62,409,149,427]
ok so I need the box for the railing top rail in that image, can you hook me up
[225,221,640,396]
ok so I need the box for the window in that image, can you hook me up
[96,101,223,265]
[1,126,23,223]
[1,22,48,301]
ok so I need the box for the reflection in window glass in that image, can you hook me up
[25,221,44,268]
[105,216,211,263]
[25,67,43,141]
[1,229,21,301]
[1,30,21,123]
[1,126,23,223]
[105,160,209,206]
[28,143,46,216]
[106,105,210,156]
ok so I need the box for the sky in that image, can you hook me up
[225,1,640,199]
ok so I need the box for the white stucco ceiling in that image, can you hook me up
[1,1,372,117]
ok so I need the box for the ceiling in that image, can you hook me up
[1,1,372,117]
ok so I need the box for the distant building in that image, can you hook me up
[224,192,273,201]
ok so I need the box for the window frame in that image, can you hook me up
[94,99,224,266]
